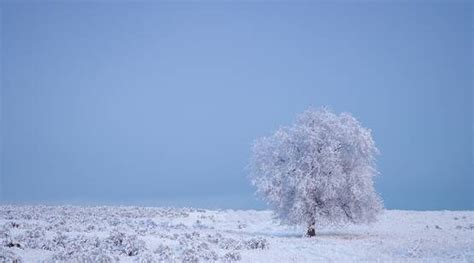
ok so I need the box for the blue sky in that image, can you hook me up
[1,2,472,210]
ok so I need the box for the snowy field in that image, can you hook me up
[0,206,473,262]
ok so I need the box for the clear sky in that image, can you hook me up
[1,2,472,210]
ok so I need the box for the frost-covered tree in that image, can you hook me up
[249,108,383,236]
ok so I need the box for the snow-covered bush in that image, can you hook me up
[153,244,175,261]
[0,247,23,262]
[249,108,383,232]
[222,251,241,262]
[104,231,146,256]
[49,249,115,263]
[218,237,243,250]
[245,237,269,250]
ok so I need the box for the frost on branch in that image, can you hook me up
[249,108,383,228]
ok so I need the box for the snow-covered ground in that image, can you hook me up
[0,206,472,262]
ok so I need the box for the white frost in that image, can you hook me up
[249,108,383,227]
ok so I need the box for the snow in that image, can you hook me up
[0,206,473,262]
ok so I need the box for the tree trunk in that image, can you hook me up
[306,223,316,237]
